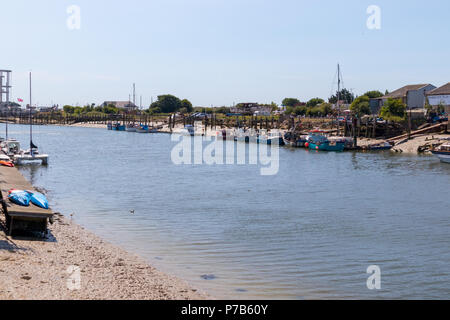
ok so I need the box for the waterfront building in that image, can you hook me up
[100,101,138,111]
[426,82,450,130]
[370,84,437,114]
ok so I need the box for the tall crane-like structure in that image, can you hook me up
[0,69,12,104]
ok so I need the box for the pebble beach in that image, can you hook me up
[0,213,207,300]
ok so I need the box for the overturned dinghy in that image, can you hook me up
[8,190,32,206]
[7,190,49,209]
[29,192,49,209]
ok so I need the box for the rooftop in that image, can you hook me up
[426,83,450,96]
[380,84,432,99]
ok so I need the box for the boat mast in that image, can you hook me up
[337,64,341,136]
[30,72,32,147]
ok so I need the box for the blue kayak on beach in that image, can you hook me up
[8,190,32,206]
[29,192,49,209]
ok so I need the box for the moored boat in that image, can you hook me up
[431,143,450,163]
[136,125,150,133]
[126,124,137,132]
[306,130,345,152]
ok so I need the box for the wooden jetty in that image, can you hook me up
[0,166,53,236]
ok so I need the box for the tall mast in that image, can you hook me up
[337,64,341,136]
[30,72,32,146]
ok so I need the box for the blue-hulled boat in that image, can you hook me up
[136,124,149,133]
[306,131,345,152]
[112,123,126,131]
[29,192,49,209]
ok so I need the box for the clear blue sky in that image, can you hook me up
[1,0,449,107]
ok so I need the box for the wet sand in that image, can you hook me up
[0,213,208,300]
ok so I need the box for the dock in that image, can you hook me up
[0,166,53,236]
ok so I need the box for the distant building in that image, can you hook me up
[370,84,436,114]
[0,102,22,114]
[231,103,272,116]
[39,105,59,113]
[426,82,450,129]
[100,101,138,111]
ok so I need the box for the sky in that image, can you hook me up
[1,0,450,108]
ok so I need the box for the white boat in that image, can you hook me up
[1,139,22,157]
[1,139,48,165]
[431,144,450,163]
[126,124,137,132]
[14,149,49,165]
[13,72,49,165]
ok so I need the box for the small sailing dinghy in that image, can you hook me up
[13,72,49,165]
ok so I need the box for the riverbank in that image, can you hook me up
[0,213,208,300]
[28,122,450,155]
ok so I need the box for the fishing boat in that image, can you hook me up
[258,130,285,146]
[283,131,308,147]
[112,122,126,131]
[126,123,137,132]
[1,139,21,158]
[306,130,345,152]
[136,124,149,133]
[431,144,450,163]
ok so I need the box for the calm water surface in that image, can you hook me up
[9,124,450,299]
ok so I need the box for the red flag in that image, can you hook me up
[17,98,23,102]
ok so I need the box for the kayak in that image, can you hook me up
[8,189,31,206]
[28,192,49,209]
[7,189,49,209]
[0,161,14,167]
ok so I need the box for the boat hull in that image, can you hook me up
[308,142,345,152]
[431,151,450,163]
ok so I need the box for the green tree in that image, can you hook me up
[63,105,75,114]
[150,94,182,113]
[284,106,294,115]
[180,99,193,113]
[294,106,307,116]
[329,88,355,104]
[350,95,371,117]
[306,98,324,108]
[380,98,406,121]
[319,103,333,116]
[364,91,384,99]
[282,98,301,107]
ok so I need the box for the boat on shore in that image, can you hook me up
[367,141,393,151]
[306,130,345,152]
[431,144,450,163]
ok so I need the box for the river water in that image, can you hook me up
[8,124,450,299]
